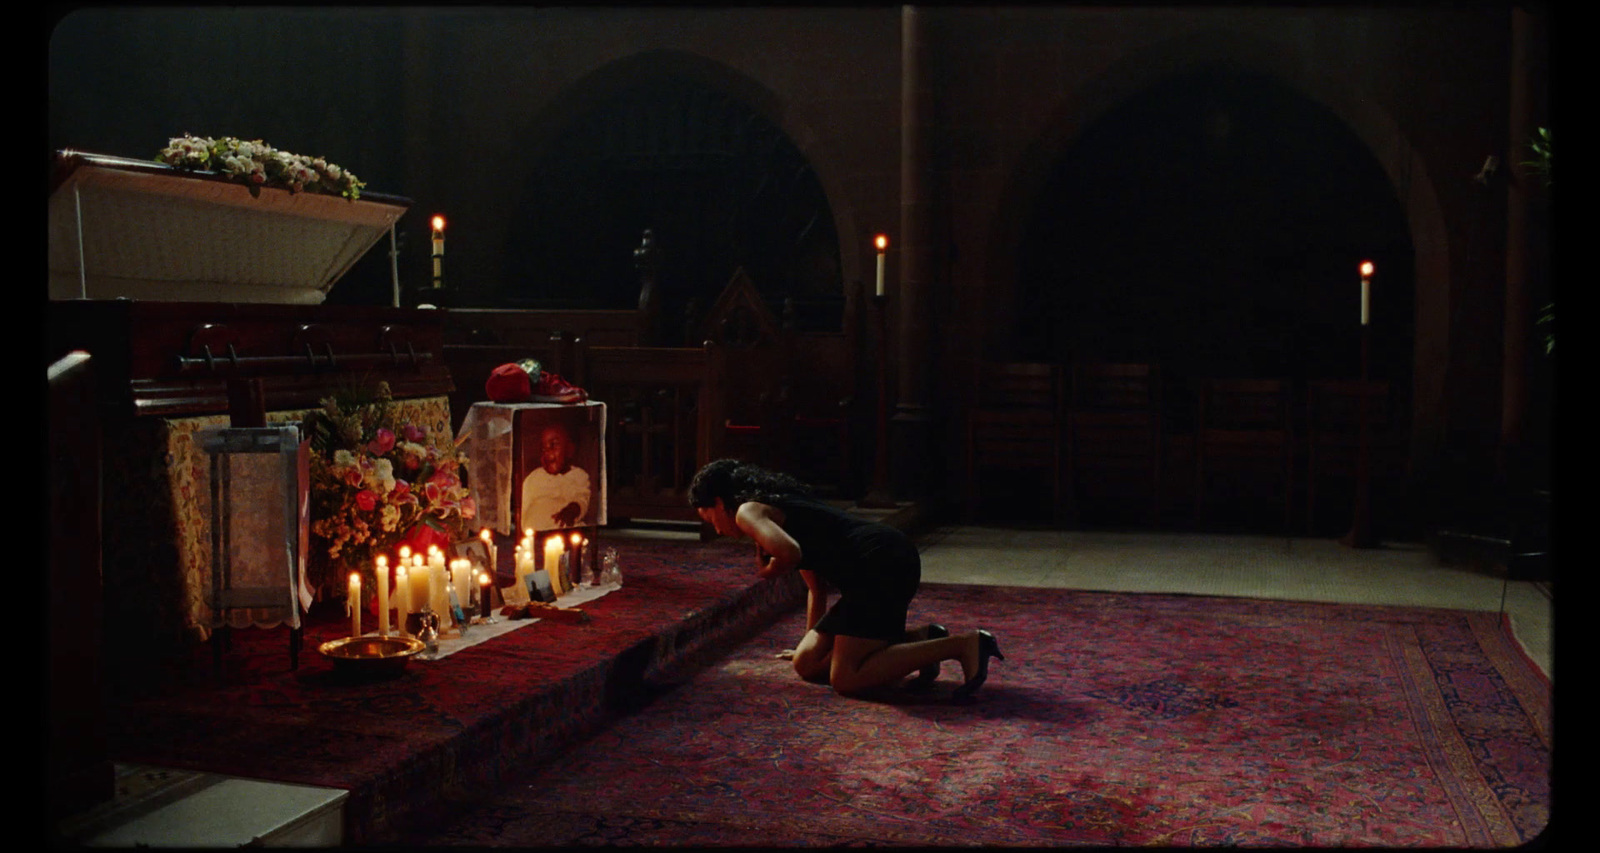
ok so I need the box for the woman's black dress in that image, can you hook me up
[769,494,921,642]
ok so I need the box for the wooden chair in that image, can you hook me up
[1304,379,1399,535]
[1064,362,1162,526]
[1195,378,1294,531]
[964,362,1064,522]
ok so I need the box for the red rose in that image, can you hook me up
[356,490,378,512]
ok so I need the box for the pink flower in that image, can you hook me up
[367,428,396,456]
[342,467,365,487]
[356,490,378,512]
[424,481,442,503]
[403,424,426,444]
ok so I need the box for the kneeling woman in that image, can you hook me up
[688,459,1003,700]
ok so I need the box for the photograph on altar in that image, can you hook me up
[512,405,606,536]
[452,537,493,578]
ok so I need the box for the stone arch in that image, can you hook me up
[986,28,1450,457]
[504,49,860,330]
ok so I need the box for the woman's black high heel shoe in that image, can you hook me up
[951,629,1004,702]
[910,623,949,689]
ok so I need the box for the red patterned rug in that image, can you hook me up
[411,585,1551,847]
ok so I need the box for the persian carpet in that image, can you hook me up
[411,585,1551,847]
[99,535,802,844]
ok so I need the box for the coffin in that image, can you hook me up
[49,150,408,304]
[44,150,454,663]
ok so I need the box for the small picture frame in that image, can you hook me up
[528,570,557,603]
[453,538,493,577]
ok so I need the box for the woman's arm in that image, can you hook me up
[799,569,826,631]
[736,502,802,579]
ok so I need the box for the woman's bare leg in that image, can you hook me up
[828,632,983,697]
[790,628,834,684]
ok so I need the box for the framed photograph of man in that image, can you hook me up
[511,403,607,536]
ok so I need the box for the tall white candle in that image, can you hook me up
[429,547,449,618]
[874,234,888,297]
[1359,260,1374,326]
[453,558,472,613]
[396,564,411,621]
[431,215,445,283]
[376,556,390,636]
[348,573,361,637]
[410,554,430,611]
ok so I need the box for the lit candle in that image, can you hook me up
[396,564,411,622]
[1359,260,1374,326]
[544,534,566,595]
[376,555,390,636]
[479,570,492,619]
[453,558,473,615]
[480,528,497,576]
[348,572,362,637]
[570,531,585,584]
[429,547,449,618]
[874,234,888,297]
[431,214,446,286]
[410,554,430,611]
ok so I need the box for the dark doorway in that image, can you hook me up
[503,75,843,337]
[1017,66,1413,397]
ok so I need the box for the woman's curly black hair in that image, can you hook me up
[688,459,812,509]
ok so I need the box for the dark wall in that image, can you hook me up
[47,6,1540,527]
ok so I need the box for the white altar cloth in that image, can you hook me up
[405,581,621,661]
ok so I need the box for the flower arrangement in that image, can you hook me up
[302,382,474,594]
[156,134,366,200]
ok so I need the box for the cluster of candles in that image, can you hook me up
[344,529,498,639]
[511,528,587,598]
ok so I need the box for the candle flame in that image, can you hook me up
[1360,260,1374,278]
[481,528,492,541]
[431,214,446,232]
[875,234,888,251]
[399,545,412,559]
[571,531,583,545]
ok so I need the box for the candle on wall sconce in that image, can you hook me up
[1360,260,1374,326]
[431,214,446,288]
[874,234,888,297]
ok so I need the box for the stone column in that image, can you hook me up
[892,4,935,499]
[1499,4,1546,479]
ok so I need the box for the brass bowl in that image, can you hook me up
[317,635,425,679]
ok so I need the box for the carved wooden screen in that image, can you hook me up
[582,342,726,523]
